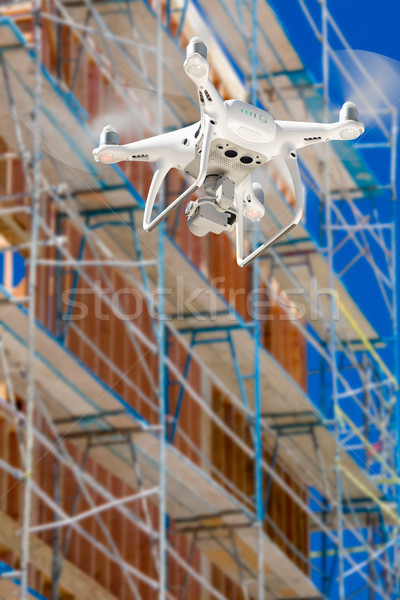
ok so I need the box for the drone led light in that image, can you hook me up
[339,127,362,140]
[184,54,209,79]
[93,38,365,266]
[243,183,265,222]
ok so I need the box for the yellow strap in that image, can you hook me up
[341,463,400,526]
[374,477,400,485]
[339,299,398,390]
[311,543,386,559]
[336,406,398,483]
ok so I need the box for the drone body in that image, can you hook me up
[93,37,364,266]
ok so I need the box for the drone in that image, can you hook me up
[93,37,364,267]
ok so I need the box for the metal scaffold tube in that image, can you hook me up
[0,0,398,598]
[248,2,265,598]
[156,1,167,598]
[321,3,346,598]
[20,0,42,596]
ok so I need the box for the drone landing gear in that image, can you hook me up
[143,116,214,232]
[236,149,304,267]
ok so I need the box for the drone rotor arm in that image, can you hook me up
[93,133,169,164]
[184,37,226,124]
[236,149,304,267]
[275,118,364,149]
[199,80,226,122]
[93,126,198,165]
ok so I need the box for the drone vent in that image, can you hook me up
[209,150,252,173]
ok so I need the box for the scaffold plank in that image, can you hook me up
[194,0,378,195]
[55,194,383,504]
[0,1,397,598]
[0,511,119,600]
[0,580,41,600]
[0,15,380,346]
[0,18,123,192]
[60,0,199,127]
[0,290,319,598]
[0,253,383,509]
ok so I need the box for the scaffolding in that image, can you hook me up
[0,1,398,599]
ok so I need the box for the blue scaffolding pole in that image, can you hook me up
[187,0,400,596]
[1,1,398,598]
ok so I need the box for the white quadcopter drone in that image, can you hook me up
[93,37,364,267]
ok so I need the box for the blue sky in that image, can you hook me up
[268,2,400,598]
[268,1,400,70]
[268,0,400,345]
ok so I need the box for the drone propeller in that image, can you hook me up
[37,75,198,182]
[331,49,400,130]
[293,48,399,200]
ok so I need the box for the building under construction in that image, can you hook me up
[0,1,398,599]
